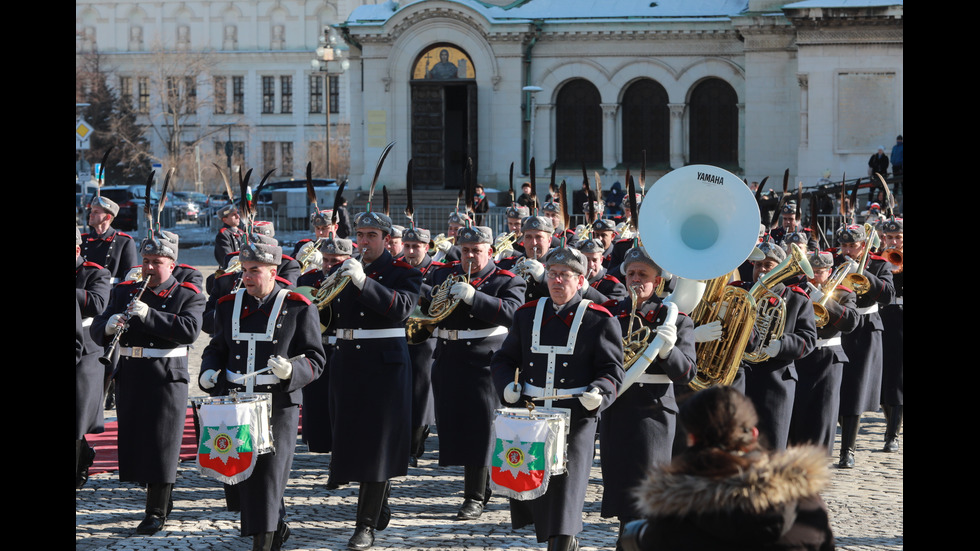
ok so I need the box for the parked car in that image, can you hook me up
[171,191,206,222]
[98,185,162,231]
[256,178,338,204]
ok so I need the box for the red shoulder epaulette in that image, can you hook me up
[217,294,237,304]
[217,271,239,279]
[274,276,291,285]
[282,254,296,261]
[869,253,886,262]
[178,263,197,269]
[587,302,613,317]
[116,231,135,239]
[835,284,854,293]
[787,284,809,298]
[286,291,312,305]
[430,260,448,268]
[393,258,414,270]
[81,260,105,270]
[518,299,541,311]
[179,282,202,294]
[602,274,622,284]
[497,269,517,278]
[117,280,138,287]
[600,298,619,310]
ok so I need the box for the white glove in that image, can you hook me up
[304,251,323,273]
[268,355,293,380]
[843,257,859,275]
[199,369,218,390]
[716,300,730,320]
[524,259,545,282]
[339,258,366,289]
[436,239,453,253]
[450,282,476,305]
[656,322,677,359]
[578,388,603,411]
[128,299,149,321]
[763,339,782,358]
[125,266,141,282]
[693,320,723,343]
[104,313,126,335]
[808,284,825,303]
[497,248,515,260]
[503,382,522,404]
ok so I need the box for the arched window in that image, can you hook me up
[622,78,669,168]
[689,78,738,169]
[555,79,601,168]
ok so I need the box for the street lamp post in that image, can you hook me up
[522,85,542,176]
[312,26,350,180]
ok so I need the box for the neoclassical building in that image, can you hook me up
[76,0,903,195]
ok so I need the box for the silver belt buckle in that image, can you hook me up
[341,329,354,340]
[447,329,459,341]
[131,346,144,358]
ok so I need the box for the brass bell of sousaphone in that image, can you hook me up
[622,164,762,394]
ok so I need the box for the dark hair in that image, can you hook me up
[668,386,764,476]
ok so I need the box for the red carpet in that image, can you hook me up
[87,408,305,474]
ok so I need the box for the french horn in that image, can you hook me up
[405,272,467,344]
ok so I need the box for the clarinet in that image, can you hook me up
[100,280,150,367]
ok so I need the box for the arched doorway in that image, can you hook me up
[410,44,477,190]
[555,79,601,169]
[622,78,670,169]
[689,78,739,170]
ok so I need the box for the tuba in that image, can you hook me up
[742,243,814,363]
[405,272,467,344]
[621,165,762,394]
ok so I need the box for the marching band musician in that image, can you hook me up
[425,225,526,521]
[199,238,326,551]
[590,218,619,269]
[326,210,422,550]
[92,231,205,535]
[387,224,406,260]
[497,214,553,300]
[81,196,139,285]
[598,246,696,545]
[769,202,805,245]
[401,227,446,466]
[432,211,469,263]
[541,200,574,243]
[879,218,903,452]
[291,209,336,276]
[607,193,643,275]
[220,221,301,286]
[124,230,205,290]
[76,228,111,489]
[738,240,817,451]
[834,224,895,468]
[577,238,628,304]
[491,245,624,551]
[501,204,529,257]
[296,236,353,468]
[789,251,860,455]
[214,204,244,269]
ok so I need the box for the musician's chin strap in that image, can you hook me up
[530,298,591,408]
[231,288,289,393]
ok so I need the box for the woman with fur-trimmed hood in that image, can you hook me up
[623,386,835,551]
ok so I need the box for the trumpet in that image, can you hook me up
[297,238,324,274]
[492,232,518,261]
[214,256,242,278]
[881,247,903,274]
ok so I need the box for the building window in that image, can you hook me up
[214,76,226,114]
[137,77,150,114]
[262,141,294,177]
[281,76,292,114]
[689,78,739,170]
[622,79,669,167]
[215,140,245,169]
[555,79,602,167]
[309,74,323,114]
[184,76,197,114]
[166,77,179,114]
[263,142,277,174]
[280,142,293,175]
[262,76,275,114]
[329,75,339,115]
[119,76,133,111]
[232,76,244,114]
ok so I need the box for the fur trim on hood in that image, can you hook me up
[634,445,830,518]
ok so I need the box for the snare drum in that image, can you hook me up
[490,407,570,501]
[191,392,274,484]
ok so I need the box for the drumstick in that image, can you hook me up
[530,389,612,402]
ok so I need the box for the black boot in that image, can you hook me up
[104,381,115,410]
[253,532,276,551]
[838,416,859,469]
[376,481,391,531]
[616,518,638,551]
[224,483,242,512]
[348,481,387,550]
[136,483,172,535]
[76,439,96,489]
[547,535,579,551]
[883,405,903,452]
[409,425,430,467]
[456,466,490,520]
[272,520,291,550]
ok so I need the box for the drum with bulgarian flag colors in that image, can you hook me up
[490,407,569,500]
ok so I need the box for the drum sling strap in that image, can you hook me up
[230,288,289,393]
[530,299,591,408]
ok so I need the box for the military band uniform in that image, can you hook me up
[790,282,859,455]
[739,280,817,451]
[203,270,294,335]
[587,266,628,304]
[223,250,302,286]
[200,281,326,539]
[327,249,422,481]
[490,296,625,545]
[215,222,244,268]
[599,296,697,522]
[880,262,903,448]
[81,226,139,284]
[295,269,335,455]
[92,274,205,528]
[407,253,445,461]
[75,254,111,487]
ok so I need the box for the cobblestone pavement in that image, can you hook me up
[76,241,902,550]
